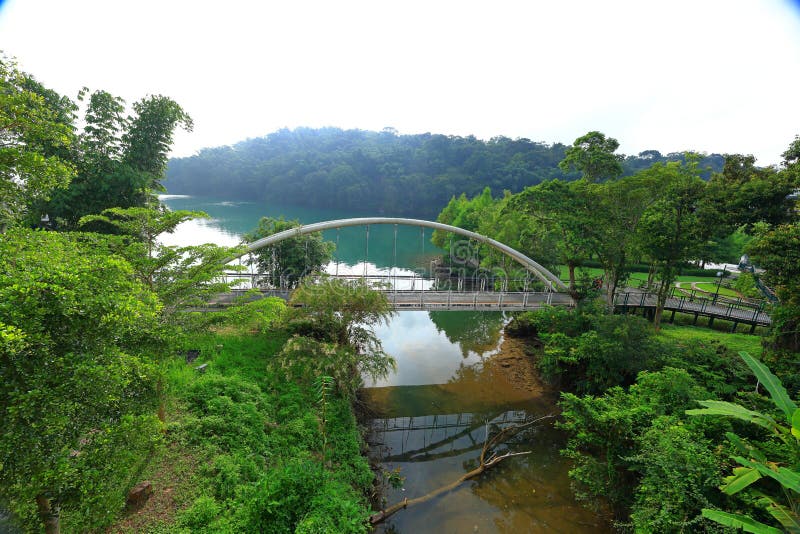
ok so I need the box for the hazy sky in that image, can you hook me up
[2,0,799,164]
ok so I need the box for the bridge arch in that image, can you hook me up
[232,217,568,292]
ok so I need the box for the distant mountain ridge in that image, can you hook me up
[165,127,725,217]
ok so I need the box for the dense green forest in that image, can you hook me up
[164,127,725,217]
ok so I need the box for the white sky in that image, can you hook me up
[2,0,799,165]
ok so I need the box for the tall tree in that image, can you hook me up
[559,131,624,182]
[636,159,707,330]
[78,206,241,316]
[244,217,335,287]
[45,92,192,228]
[0,56,76,230]
[509,179,596,297]
[593,172,661,307]
[704,154,797,232]
[122,94,193,188]
[747,222,800,351]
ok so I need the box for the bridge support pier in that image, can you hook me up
[670,310,676,324]
[708,317,715,327]
[730,321,738,333]
[749,323,757,334]
[693,312,699,325]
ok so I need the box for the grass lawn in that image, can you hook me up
[693,282,742,298]
[657,321,765,354]
[558,266,723,286]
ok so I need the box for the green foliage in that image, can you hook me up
[143,321,373,533]
[536,310,672,394]
[748,222,800,351]
[165,127,724,217]
[635,158,708,328]
[541,305,767,531]
[688,352,800,533]
[79,206,244,317]
[122,94,193,183]
[244,216,335,286]
[732,272,762,299]
[294,479,369,534]
[558,130,624,182]
[708,227,754,264]
[560,368,725,530]
[0,55,76,229]
[508,178,596,291]
[211,295,286,334]
[628,417,724,532]
[0,229,163,532]
[44,91,192,229]
[706,154,798,232]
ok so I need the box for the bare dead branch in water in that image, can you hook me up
[369,414,554,525]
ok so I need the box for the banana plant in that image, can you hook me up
[687,351,800,534]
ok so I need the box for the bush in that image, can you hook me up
[295,480,369,534]
[559,367,722,528]
[538,312,673,394]
[237,458,324,533]
[628,418,724,532]
[731,272,761,298]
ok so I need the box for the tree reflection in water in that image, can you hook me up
[428,311,505,357]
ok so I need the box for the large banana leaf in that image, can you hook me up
[687,400,779,433]
[701,509,783,534]
[739,351,797,422]
[720,466,762,495]
[757,494,800,533]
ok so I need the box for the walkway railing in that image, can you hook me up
[615,287,771,330]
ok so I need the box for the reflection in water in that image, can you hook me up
[365,314,610,533]
[429,311,505,357]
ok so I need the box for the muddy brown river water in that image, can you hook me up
[364,311,611,533]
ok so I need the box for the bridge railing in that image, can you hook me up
[218,271,553,293]
[615,288,771,325]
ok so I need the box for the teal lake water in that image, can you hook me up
[160,194,443,272]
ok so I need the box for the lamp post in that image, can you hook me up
[713,265,727,305]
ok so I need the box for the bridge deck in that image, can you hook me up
[617,289,771,329]
[202,287,771,330]
[207,289,573,311]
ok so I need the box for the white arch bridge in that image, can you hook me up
[207,216,771,328]
[215,217,573,312]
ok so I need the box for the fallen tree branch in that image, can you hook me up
[369,414,554,525]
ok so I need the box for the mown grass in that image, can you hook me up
[560,266,722,285]
[693,282,742,298]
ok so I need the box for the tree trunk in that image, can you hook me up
[36,495,60,534]
[567,262,579,302]
[605,269,618,310]
[653,304,663,331]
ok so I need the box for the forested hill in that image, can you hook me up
[165,127,725,217]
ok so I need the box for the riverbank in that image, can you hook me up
[109,321,374,533]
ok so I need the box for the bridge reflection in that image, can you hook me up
[372,410,531,463]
